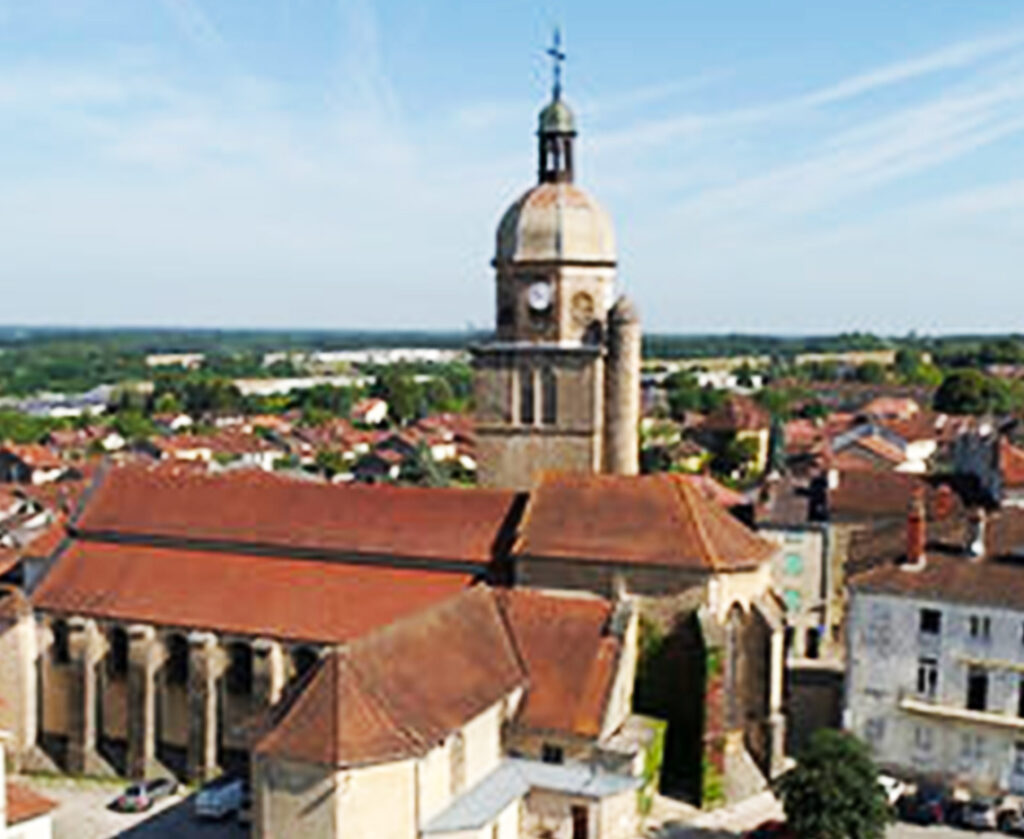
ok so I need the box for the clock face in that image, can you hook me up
[571,291,595,326]
[527,281,552,312]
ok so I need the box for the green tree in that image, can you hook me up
[775,730,890,839]
[153,391,182,416]
[371,367,423,424]
[934,369,1001,414]
[110,410,153,443]
[852,361,886,384]
[314,449,346,478]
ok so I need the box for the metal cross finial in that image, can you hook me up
[547,28,566,100]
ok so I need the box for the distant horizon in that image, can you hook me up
[1,324,1021,342]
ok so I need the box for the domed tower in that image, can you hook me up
[473,37,640,489]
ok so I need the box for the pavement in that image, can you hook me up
[21,775,247,839]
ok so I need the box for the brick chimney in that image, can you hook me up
[905,491,927,569]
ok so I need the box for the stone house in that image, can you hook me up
[846,503,1024,795]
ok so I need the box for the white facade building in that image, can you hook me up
[847,541,1024,795]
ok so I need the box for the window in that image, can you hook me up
[784,553,804,576]
[783,589,802,613]
[969,614,992,641]
[783,626,795,654]
[914,725,933,752]
[541,368,557,426]
[519,369,534,426]
[917,657,938,699]
[967,667,988,711]
[1015,742,1024,775]
[919,608,942,635]
[864,718,885,746]
[962,733,985,762]
[805,627,821,660]
[106,627,129,679]
[52,619,70,665]
[541,743,564,765]
[165,634,189,686]
[1018,677,1024,718]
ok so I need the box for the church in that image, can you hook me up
[0,47,786,839]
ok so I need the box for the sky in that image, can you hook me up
[5,1,1024,334]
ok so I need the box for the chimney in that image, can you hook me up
[905,491,927,570]
[967,508,986,560]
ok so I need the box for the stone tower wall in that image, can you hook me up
[603,298,641,475]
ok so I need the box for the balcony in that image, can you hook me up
[899,691,1024,731]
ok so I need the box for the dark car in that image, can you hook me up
[897,788,946,825]
[110,777,178,813]
[743,821,795,839]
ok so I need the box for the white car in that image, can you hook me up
[961,798,998,830]
[878,774,906,807]
[194,776,245,819]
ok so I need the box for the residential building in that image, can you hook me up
[846,504,1024,795]
[0,447,64,486]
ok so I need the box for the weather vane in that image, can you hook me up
[547,28,566,100]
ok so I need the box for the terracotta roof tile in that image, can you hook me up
[32,540,471,644]
[1002,439,1024,489]
[701,396,770,433]
[75,465,518,566]
[1,443,63,471]
[6,781,57,825]
[256,586,525,767]
[514,472,773,572]
[496,589,619,738]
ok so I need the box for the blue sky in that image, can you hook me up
[5,1,1024,334]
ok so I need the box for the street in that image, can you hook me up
[24,776,245,839]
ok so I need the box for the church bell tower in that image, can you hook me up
[472,34,641,490]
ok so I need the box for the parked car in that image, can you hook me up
[194,775,245,819]
[897,788,946,825]
[110,777,178,813]
[1003,808,1024,836]
[743,821,794,839]
[961,797,999,830]
[878,774,906,807]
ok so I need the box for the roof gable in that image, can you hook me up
[514,472,773,572]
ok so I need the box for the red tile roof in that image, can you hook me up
[829,470,934,520]
[32,540,472,644]
[75,465,518,566]
[6,781,57,825]
[1002,439,1024,489]
[496,589,620,738]
[1,443,62,471]
[256,586,525,767]
[515,473,773,572]
[701,396,770,433]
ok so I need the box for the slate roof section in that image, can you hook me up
[256,586,526,767]
[496,589,620,738]
[74,465,519,567]
[31,540,471,644]
[421,759,639,834]
[514,472,773,572]
[849,552,1024,612]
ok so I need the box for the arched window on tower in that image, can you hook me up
[541,368,557,426]
[165,633,189,686]
[519,369,535,426]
